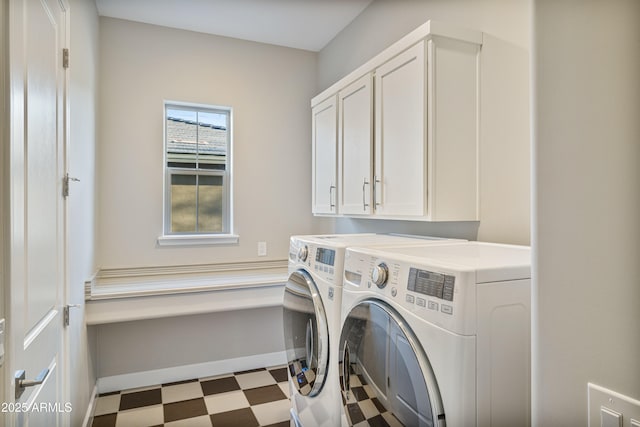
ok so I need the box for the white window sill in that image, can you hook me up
[157,233,239,247]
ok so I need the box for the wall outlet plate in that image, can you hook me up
[589,383,640,427]
[257,241,267,257]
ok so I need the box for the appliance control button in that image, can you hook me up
[328,287,334,300]
[391,288,397,297]
[428,301,439,311]
[371,263,389,288]
[406,295,415,304]
[441,304,453,315]
[297,245,308,262]
[416,297,427,307]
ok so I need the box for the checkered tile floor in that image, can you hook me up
[90,366,290,427]
[340,362,403,427]
[288,358,316,395]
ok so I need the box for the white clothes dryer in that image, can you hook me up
[339,242,531,427]
[283,234,462,427]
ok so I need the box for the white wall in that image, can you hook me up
[532,0,640,425]
[94,18,331,385]
[319,0,531,245]
[97,17,330,269]
[68,0,99,423]
[95,307,283,378]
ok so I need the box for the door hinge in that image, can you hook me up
[63,173,80,198]
[63,304,80,327]
[62,48,69,69]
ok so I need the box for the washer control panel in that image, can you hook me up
[290,239,340,283]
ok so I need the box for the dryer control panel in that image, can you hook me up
[407,268,455,301]
[343,248,477,335]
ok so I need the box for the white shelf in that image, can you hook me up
[84,260,288,324]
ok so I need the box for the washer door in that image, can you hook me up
[283,269,329,397]
[339,300,444,426]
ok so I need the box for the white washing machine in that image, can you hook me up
[282,234,463,427]
[339,242,531,427]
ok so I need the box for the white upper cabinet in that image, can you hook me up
[425,37,482,221]
[374,41,426,217]
[312,95,338,215]
[311,21,482,221]
[338,74,373,215]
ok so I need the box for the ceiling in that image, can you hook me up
[95,0,373,52]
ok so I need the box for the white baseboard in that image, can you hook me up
[97,351,287,394]
[82,383,98,427]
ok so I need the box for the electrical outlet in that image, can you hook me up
[258,241,267,256]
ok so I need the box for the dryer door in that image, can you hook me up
[283,269,329,397]
[339,300,445,426]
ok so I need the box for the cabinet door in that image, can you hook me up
[374,41,426,217]
[312,96,338,214]
[338,74,373,215]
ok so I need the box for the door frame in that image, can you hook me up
[59,0,71,421]
[1,0,8,411]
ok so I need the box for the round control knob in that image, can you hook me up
[371,263,389,288]
[297,245,309,262]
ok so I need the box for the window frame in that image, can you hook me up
[159,100,237,246]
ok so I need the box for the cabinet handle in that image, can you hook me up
[362,178,370,211]
[329,185,336,210]
[373,176,381,208]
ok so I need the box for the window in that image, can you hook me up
[161,102,234,244]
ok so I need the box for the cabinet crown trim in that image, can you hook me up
[312,20,483,107]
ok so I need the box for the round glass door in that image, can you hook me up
[339,300,444,426]
[282,269,329,397]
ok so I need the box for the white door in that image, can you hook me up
[374,41,426,217]
[7,0,68,425]
[338,74,373,215]
[311,96,338,215]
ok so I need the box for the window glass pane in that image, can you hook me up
[165,103,230,236]
[166,108,228,170]
[198,175,224,233]
[167,108,197,123]
[171,174,197,233]
[196,112,227,169]
[197,111,227,129]
[167,109,198,168]
[198,163,226,171]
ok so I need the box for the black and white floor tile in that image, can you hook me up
[340,362,403,427]
[90,366,290,427]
